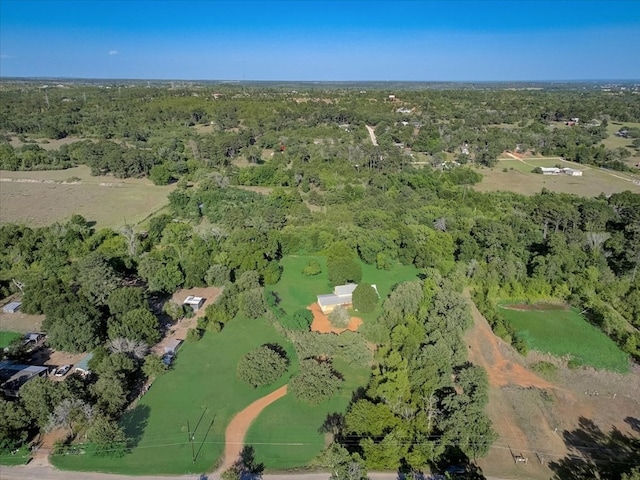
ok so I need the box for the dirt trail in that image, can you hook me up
[366,125,378,146]
[219,385,288,472]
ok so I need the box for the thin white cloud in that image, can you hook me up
[0,54,14,59]
[108,50,119,56]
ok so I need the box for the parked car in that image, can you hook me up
[54,364,71,377]
[445,465,467,474]
[162,354,174,366]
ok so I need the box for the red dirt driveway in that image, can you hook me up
[219,385,288,472]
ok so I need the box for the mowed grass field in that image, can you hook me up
[246,357,370,470]
[474,156,640,197]
[52,316,296,475]
[268,255,420,321]
[498,304,630,373]
[0,166,174,228]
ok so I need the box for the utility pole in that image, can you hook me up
[186,419,195,463]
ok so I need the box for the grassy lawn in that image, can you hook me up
[498,304,630,373]
[0,331,22,349]
[52,316,297,475]
[268,255,420,318]
[0,446,32,466]
[246,357,370,470]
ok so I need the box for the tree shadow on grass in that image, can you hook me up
[119,404,150,449]
[548,416,640,480]
[224,445,264,480]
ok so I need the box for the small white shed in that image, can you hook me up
[183,296,204,311]
[2,302,21,314]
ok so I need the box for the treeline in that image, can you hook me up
[2,84,639,180]
[325,272,495,475]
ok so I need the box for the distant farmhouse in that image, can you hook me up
[539,167,583,176]
[316,283,379,314]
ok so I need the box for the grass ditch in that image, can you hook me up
[498,303,630,373]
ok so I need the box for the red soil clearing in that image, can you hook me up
[308,303,363,334]
[464,293,554,390]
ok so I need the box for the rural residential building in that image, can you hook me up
[317,284,358,314]
[562,168,583,176]
[183,296,204,311]
[317,284,379,314]
[2,301,21,313]
[540,167,561,175]
[0,361,48,397]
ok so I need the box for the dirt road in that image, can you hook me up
[219,385,288,472]
[366,125,378,146]
[463,289,571,479]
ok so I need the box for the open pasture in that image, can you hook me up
[498,303,630,373]
[52,316,296,475]
[0,166,174,228]
[475,156,640,197]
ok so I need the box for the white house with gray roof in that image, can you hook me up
[317,283,378,314]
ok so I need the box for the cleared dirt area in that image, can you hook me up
[0,166,174,228]
[464,290,640,480]
[308,303,363,334]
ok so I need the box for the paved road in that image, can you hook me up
[0,465,452,480]
[0,464,511,480]
[0,465,448,480]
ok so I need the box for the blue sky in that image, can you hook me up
[1,0,639,81]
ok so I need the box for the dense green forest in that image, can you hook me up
[1,82,639,476]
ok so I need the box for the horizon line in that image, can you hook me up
[1,76,640,84]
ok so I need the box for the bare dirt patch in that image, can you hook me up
[30,428,69,467]
[151,287,222,355]
[219,385,288,472]
[464,290,640,480]
[308,303,363,334]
